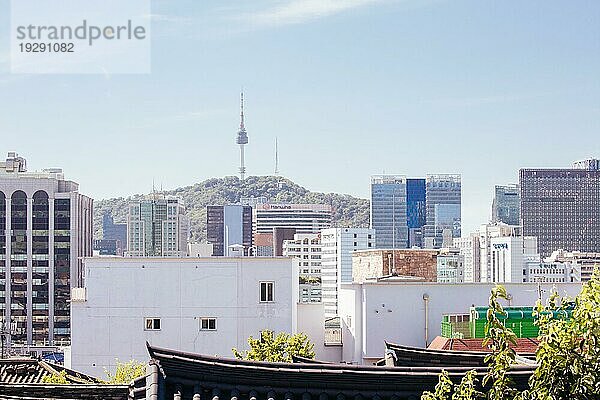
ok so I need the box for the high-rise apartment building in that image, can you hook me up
[406,178,426,248]
[520,160,600,257]
[321,228,375,317]
[423,174,461,249]
[253,204,332,235]
[491,184,520,226]
[283,233,322,303]
[370,175,408,249]
[0,152,93,348]
[206,205,252,256]
[126,196,189,257]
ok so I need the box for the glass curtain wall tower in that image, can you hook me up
[370,175,408,249]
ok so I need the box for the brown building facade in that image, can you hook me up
[352,249,438,282]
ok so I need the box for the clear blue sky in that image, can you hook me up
[0,0,599,234]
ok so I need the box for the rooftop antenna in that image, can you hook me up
[274,137,280,176]
[236,90,249,181]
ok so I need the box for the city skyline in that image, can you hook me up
[0,0,599,236]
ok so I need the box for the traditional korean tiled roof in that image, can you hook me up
[0,358,130,400]
[0,383,131,400]
[427,336,539,354]
[140,343,535,400]
[384,342,491,367]
[0,358,101,384]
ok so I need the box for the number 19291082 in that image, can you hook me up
[19,42,74,53]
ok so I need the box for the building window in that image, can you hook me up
[145,318,161,330]
[260,281,274,302]
[200,317,217,331]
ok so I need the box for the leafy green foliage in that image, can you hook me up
[482,286,518,400]
[93,175,370,241]
[104,359,146,384]
[517,269,600,399]
[422,268,600,400]
[42,370,69,384]
[232,329,315,362]
[421,370,484,400]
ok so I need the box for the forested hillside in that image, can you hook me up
[94,175,370,241]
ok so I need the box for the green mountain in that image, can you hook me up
[93,175,370,241]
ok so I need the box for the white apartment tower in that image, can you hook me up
[321,228,375,318]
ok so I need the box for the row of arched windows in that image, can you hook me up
[0,190,56,231]
[0,190,50,200]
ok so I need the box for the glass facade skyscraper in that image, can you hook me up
[520,163,600,258]
[491,184,520,225]
[423,174,461,249]
[206,205,253,256]
[406,178,426,248]
[370,175,408,249]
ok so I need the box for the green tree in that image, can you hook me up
[518,269,600,399]
[482,286,518,400]
[422,268,600,399]
[42,370,69,384]
[105,359,146,384]
[232,329,315,362]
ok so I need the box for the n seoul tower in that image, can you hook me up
[236,92,249,181]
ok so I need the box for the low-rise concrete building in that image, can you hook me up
[339,281,583,365]
[71,257,298,376]
[352,249,438,283]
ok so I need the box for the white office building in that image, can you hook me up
[489,236,538,283]
[524,255,573,283]
[543,250,600,282]
[283,233,322,303]
[71,257,298,376]
[453,234,480,282]
[477,223,522,282]
[321,228,375,318]
[253,203,332,235]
